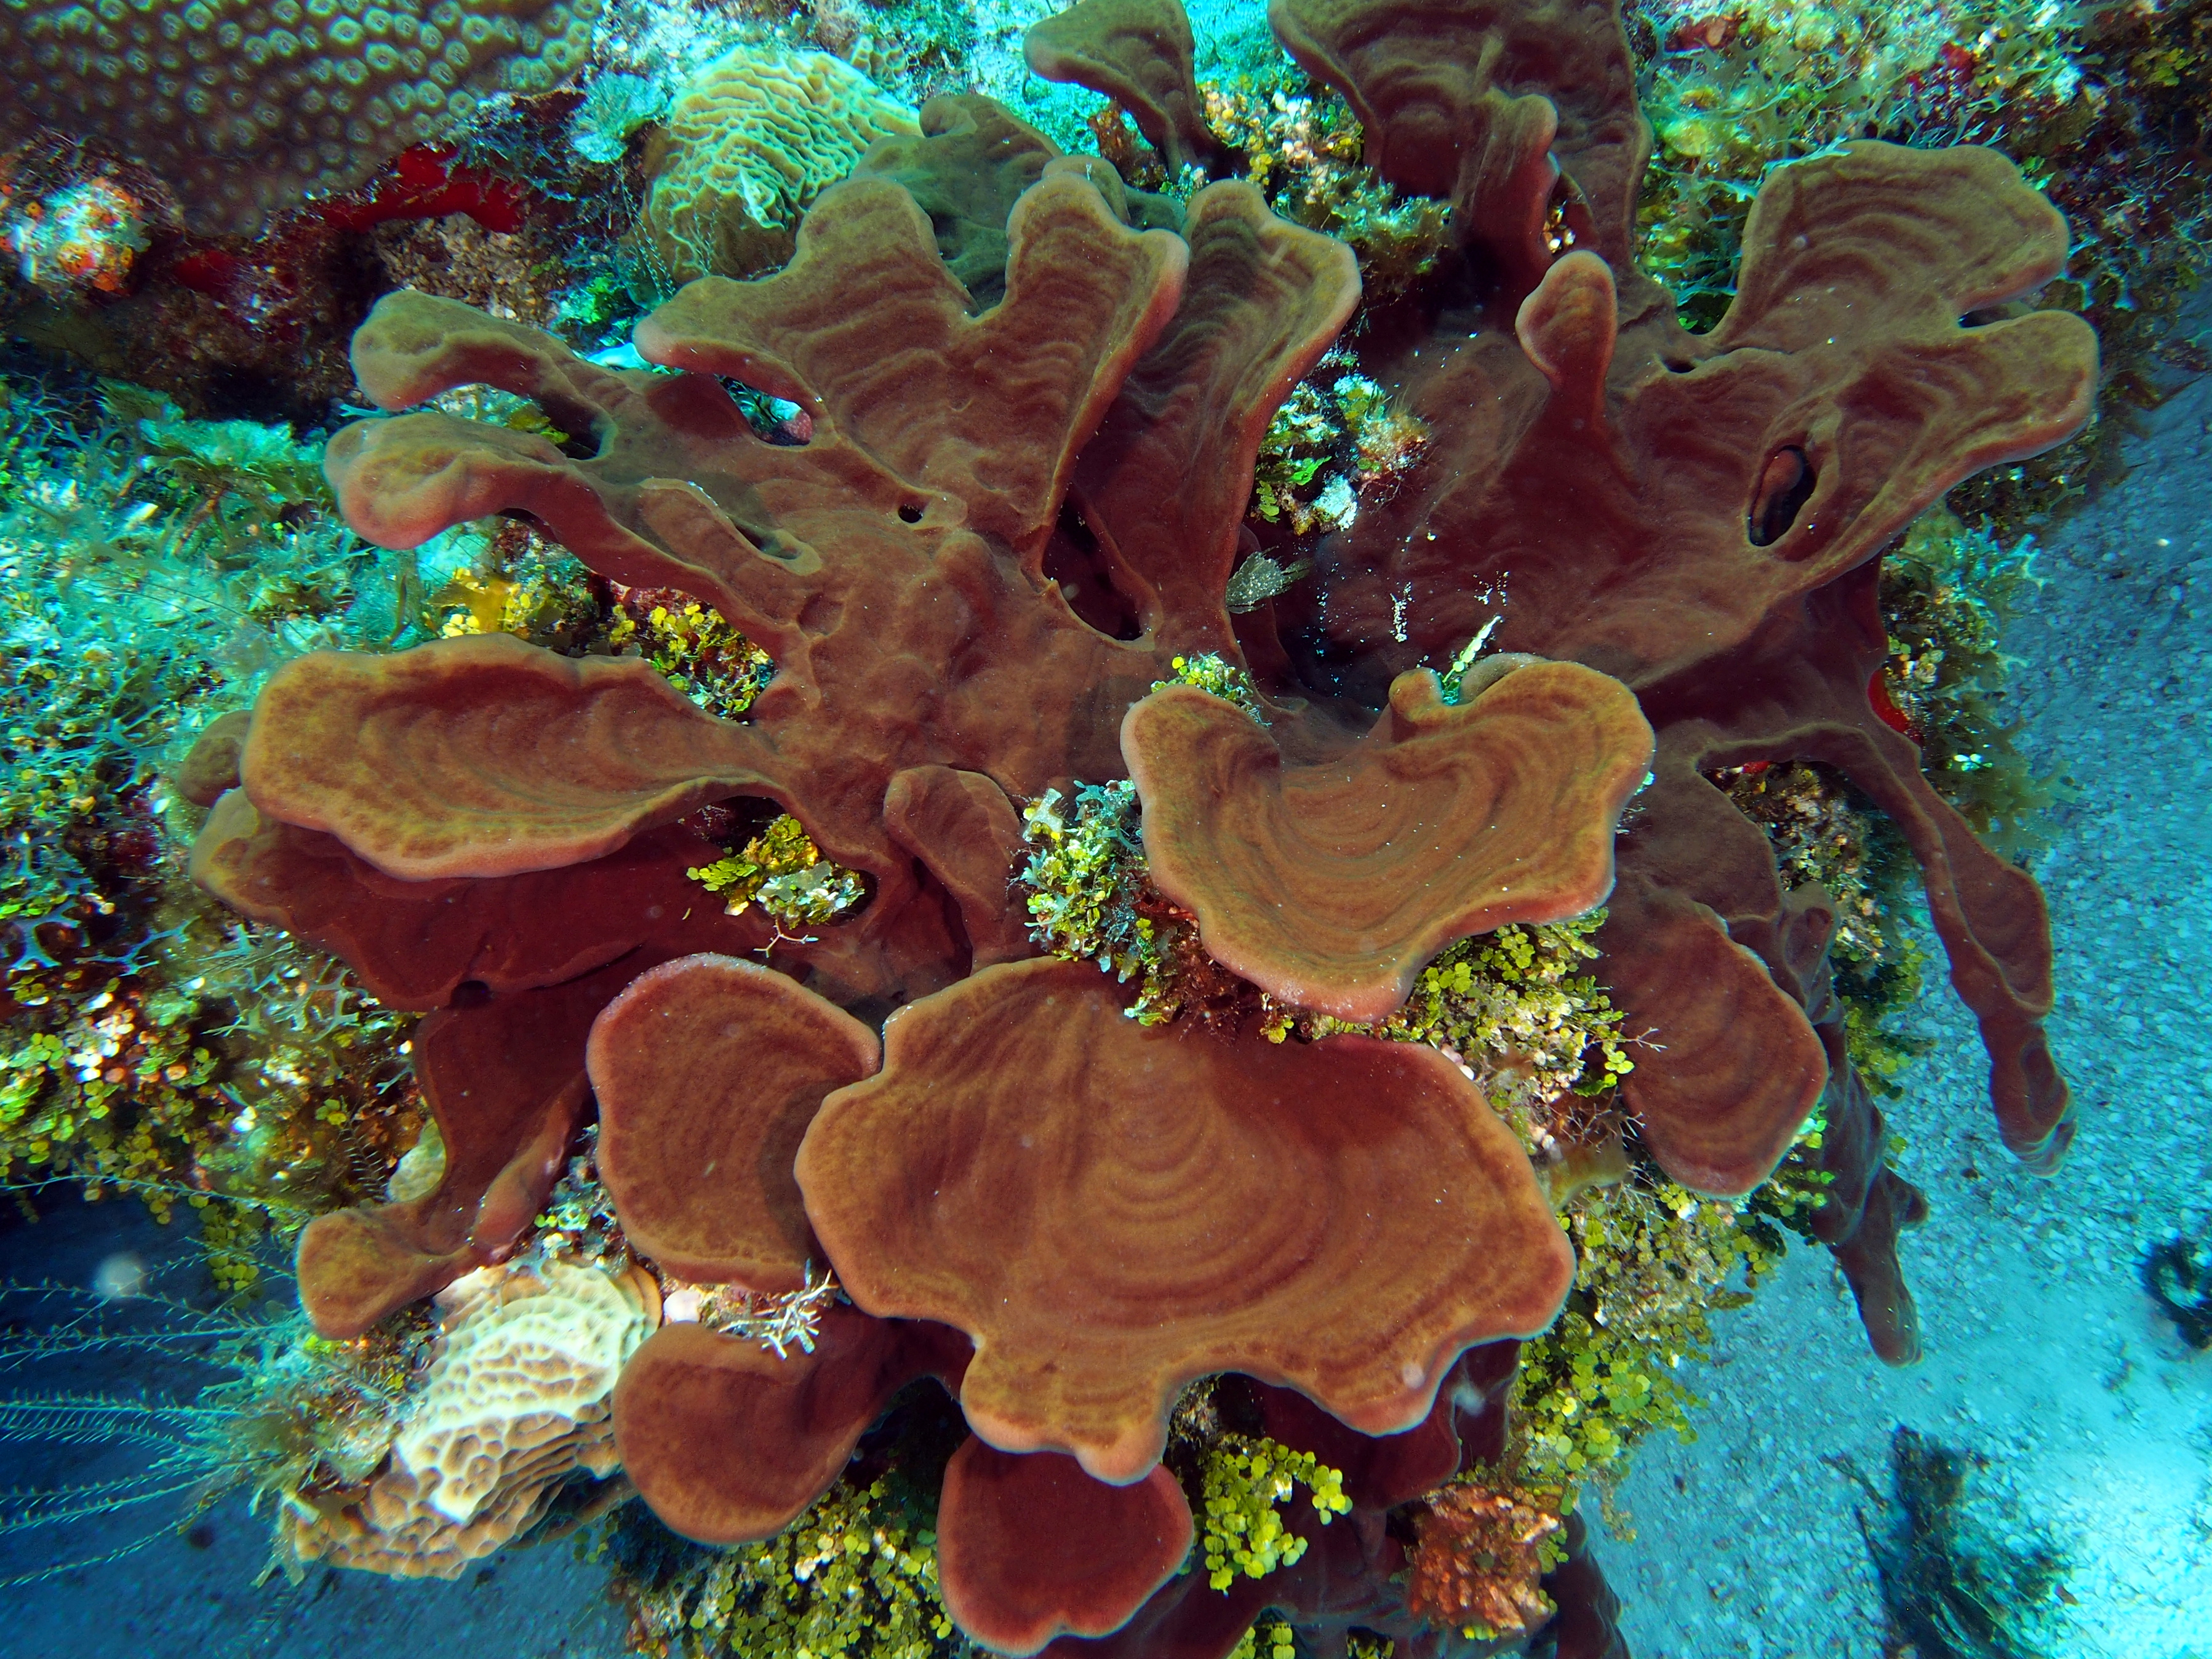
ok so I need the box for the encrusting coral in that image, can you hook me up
[0,0,600,233]
[167,0,2104,1648]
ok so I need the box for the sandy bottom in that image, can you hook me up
[1599,298,2212,1657]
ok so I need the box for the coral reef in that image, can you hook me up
[639,47,922,284]
[283,1255,658,1577]
[0,0,2104,1647]
[1124,660,1650,1021]
[1255,0,2094,1403]
[0,0,600,233]
[804,959,1573,1479]
[1024,0,1225,178]
[0,79,652,431]
[180,67,1651,1650]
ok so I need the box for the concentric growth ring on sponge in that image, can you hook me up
[794,956,1578,1485]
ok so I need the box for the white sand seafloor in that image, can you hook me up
[1597,287,2212,1658]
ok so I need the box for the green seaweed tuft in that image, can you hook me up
[1199,1434,1351,1591]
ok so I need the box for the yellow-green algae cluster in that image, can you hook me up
[612,1475,958,1659]
[1198,1434,1352,1591]
[1015,654,1281,1027]
[1248,347,1431,542]
[1298,916,1637,1129]
[687,812,867,932]
[597,1424,1364,1658]
[1510,1157,1819,1501]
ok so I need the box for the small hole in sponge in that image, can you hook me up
[449,979,492,1009]
[896,502,925,524]
[1747,445,1816,548]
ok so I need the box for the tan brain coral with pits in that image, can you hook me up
[638,45,920,282]
[282,1257,658,1578]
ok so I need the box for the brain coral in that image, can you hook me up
[637,46,920,284]
[282,1256,658,1577]
[0,0,599,233]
